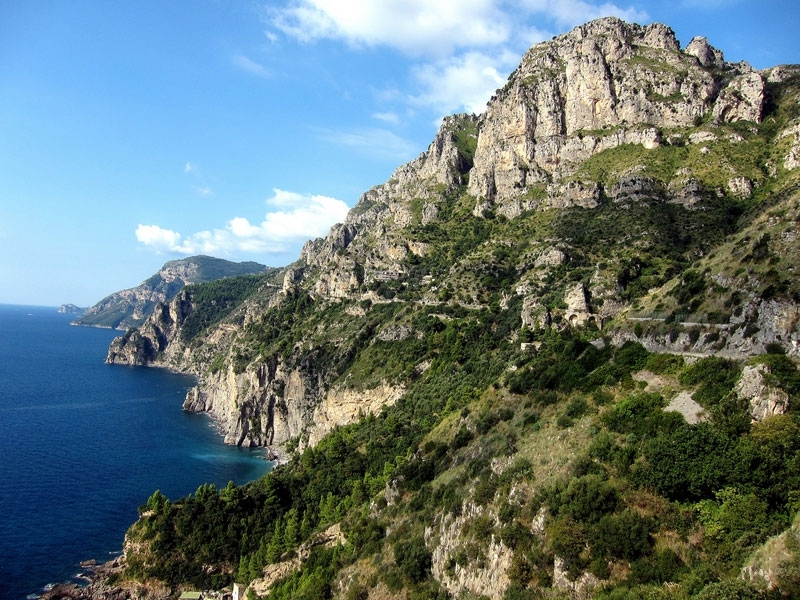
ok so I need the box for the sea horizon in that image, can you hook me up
[0,304,273,599]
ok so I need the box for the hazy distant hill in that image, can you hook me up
[73,255,268,330]
[58,303,86,315]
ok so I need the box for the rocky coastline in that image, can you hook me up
[38,558,133,600]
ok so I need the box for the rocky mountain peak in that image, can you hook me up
[467,17,766,208]
[684,35,725,68]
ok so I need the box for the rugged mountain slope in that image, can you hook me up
[74,255,269,329]
[85,17,800,600]
[109,17,800,451]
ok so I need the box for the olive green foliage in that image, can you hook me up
[558,194,741,302]
[394,535,432,583]
[124,295,522,592]
[678,356,741,407]
[180,274,266,343]
[601,392,683,438]
[233,290,317,369]
[451,118,478,168]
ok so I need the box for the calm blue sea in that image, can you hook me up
[0,305,273,600]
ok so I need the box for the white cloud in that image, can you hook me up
[271,0,510,57]
[410,50,519,115]
[183,161,214,197]
[270,0,648,117]
[372,111,401,125]
[271,0,647,56]
[135,189,350,257]
[135,225,194,254]
[517,0,647,28]
[193,185,214,197]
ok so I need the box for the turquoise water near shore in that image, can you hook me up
[0,305,273,599]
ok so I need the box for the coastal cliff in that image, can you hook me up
[107,18,800,461]
[92,18,800,598]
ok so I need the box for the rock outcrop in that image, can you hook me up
[466,17,764,213]
[736,363,790,421]
[106,295,191,366]
[181,355,404,451]
[428,501,514,598]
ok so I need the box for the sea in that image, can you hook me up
[0,305,273,600]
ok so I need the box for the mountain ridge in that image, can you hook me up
[72,255,270,330]
[106,15,800,454]
[59,17,800,599]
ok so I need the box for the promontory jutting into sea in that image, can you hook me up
[0,305,272,600]
[11,15,800,600]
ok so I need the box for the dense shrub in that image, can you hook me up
[602,393,683,438]
[558,474,620,523]
[615,341,650,372]
[631,423,740,502]
[590,509,654,561]
[644,352,684,374]
[394,535,432,584]
[678,356,741,407]
[628,548,686,585]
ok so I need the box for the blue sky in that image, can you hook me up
[1,1,798,307]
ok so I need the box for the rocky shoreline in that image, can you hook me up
[39,552,245,600]
[38,558,129,600]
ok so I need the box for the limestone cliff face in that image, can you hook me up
[736,364,790,422]
[182,354,404,451]
[427,500,513,598]
[104,17,800,461]
[467,17,764,213]
[298,114,478,298]
[182,355,322,448]
[106,294,191,366]
[109,286,406,453]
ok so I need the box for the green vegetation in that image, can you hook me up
[180,274,267,343]
[121,298,800,597]
[108,53,800,600]
[74,256,268,329]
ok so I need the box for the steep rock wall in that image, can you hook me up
[467,17,764,209]
[182,355,404,452]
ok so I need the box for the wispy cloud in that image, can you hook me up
[193,185,214,197]
[135,189,349,257]
[372,111,401,125]
[675,0,742,8]
[183,161,213,197]
[410,50,519,115]
[232,54,272,78]
[317,127,419,161]
[517,0,647,29]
